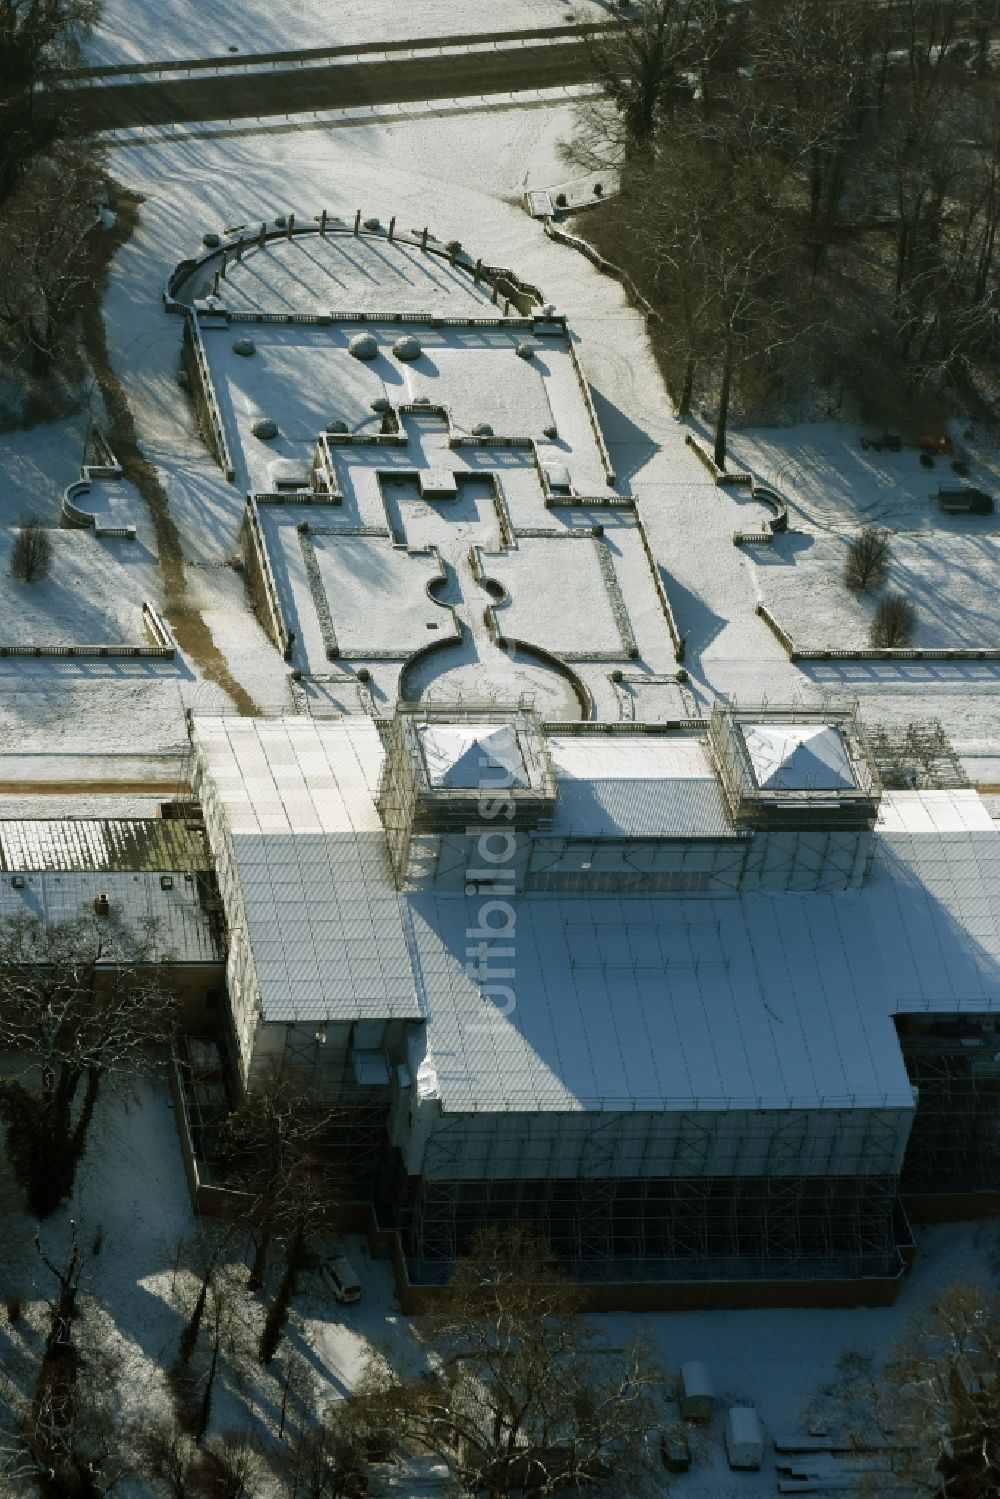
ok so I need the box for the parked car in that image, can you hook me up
[322,1253,362,1304]
[936,486,994,515]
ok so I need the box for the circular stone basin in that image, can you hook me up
[251,418,278,440]
[472,422,494,437]
[348,332,378,361]
[325,419,349,434]
[516,341,537,361]
[392,335,422,362]
[232,337,256,357]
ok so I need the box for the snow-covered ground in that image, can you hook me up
[85,0,607,67]
[727,422,1000,536]
[755,531,1000,651]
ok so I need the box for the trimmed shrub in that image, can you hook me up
[392,335,421,362]
[232,337,256,357]
[870,594,915,648]
[251,419,278,440]
[348,332,378,361]
[10,521,52,583]
[844,527,890,593]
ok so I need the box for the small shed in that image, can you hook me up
[679,1361,715,1422]
[725,1407,764,1470]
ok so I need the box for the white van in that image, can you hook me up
[322,1253,362,1304]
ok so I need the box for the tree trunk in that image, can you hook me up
[248,1226,272,1292]
[678,353,695,417]
[714,337,733,470]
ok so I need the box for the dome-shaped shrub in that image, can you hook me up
[251,418,278,440]
[232,337,256,357]
[348,332,378,361]
[392,335,421,362]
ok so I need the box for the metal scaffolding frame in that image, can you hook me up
[900,1039,1000,1194]
[707,701,881,831]
[397,1170,903,1286]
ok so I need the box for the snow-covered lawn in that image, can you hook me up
[0,531,151,646]
[754,531,1000,651]
[86,0,606,67]
[726,421,1000,535]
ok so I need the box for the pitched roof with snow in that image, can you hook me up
[742,722,857,791]
[419,722,529,790]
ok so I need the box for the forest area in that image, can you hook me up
[572,0,1000,465]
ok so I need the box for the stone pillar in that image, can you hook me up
[287,212,294,239]
[319,209,327,235]
[388,215,396,242]
[354,209,361,235]
[421,226,428,251]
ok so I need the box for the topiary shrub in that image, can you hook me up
[10,521,52,583]
[232,337,256,357]
[870,594,915,648]
[392,335,421,362]
[471,422,494,437]
[516,341,537,361]
[251,418,278,440]
[348,332,378,361]
[202,232,221,249]
[844,526,890,593]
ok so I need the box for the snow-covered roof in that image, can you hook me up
[547,734,732,838]
[193,717,419,1023]
[742,723,856,791]
[403,788,1000,1114]
[0,819,210,873]
[0,871,221,965]
[419,722,529,790]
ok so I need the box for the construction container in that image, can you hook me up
[679,1361,715,1421]
[725,1407,764,1470]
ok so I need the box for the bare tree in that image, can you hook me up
[0,1224,130,1497]
[217,1064,337,1343]
[569,0,730,167]
[870,593,916,647]
[350,1225,666,1499]
[0,0,101,199]
[9,519,51,582]
[0,141,105,376]
[0,912,178,1217]
[844,527,891,592]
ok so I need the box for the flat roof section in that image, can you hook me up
[547,734,733,839]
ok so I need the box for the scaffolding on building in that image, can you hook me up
[707,701,881,831]
[899,1035,1000,1195]
[394,1105,908,1286]
[375,700,557,886]
[396,1171,904,1287]
[866,719,970,791]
